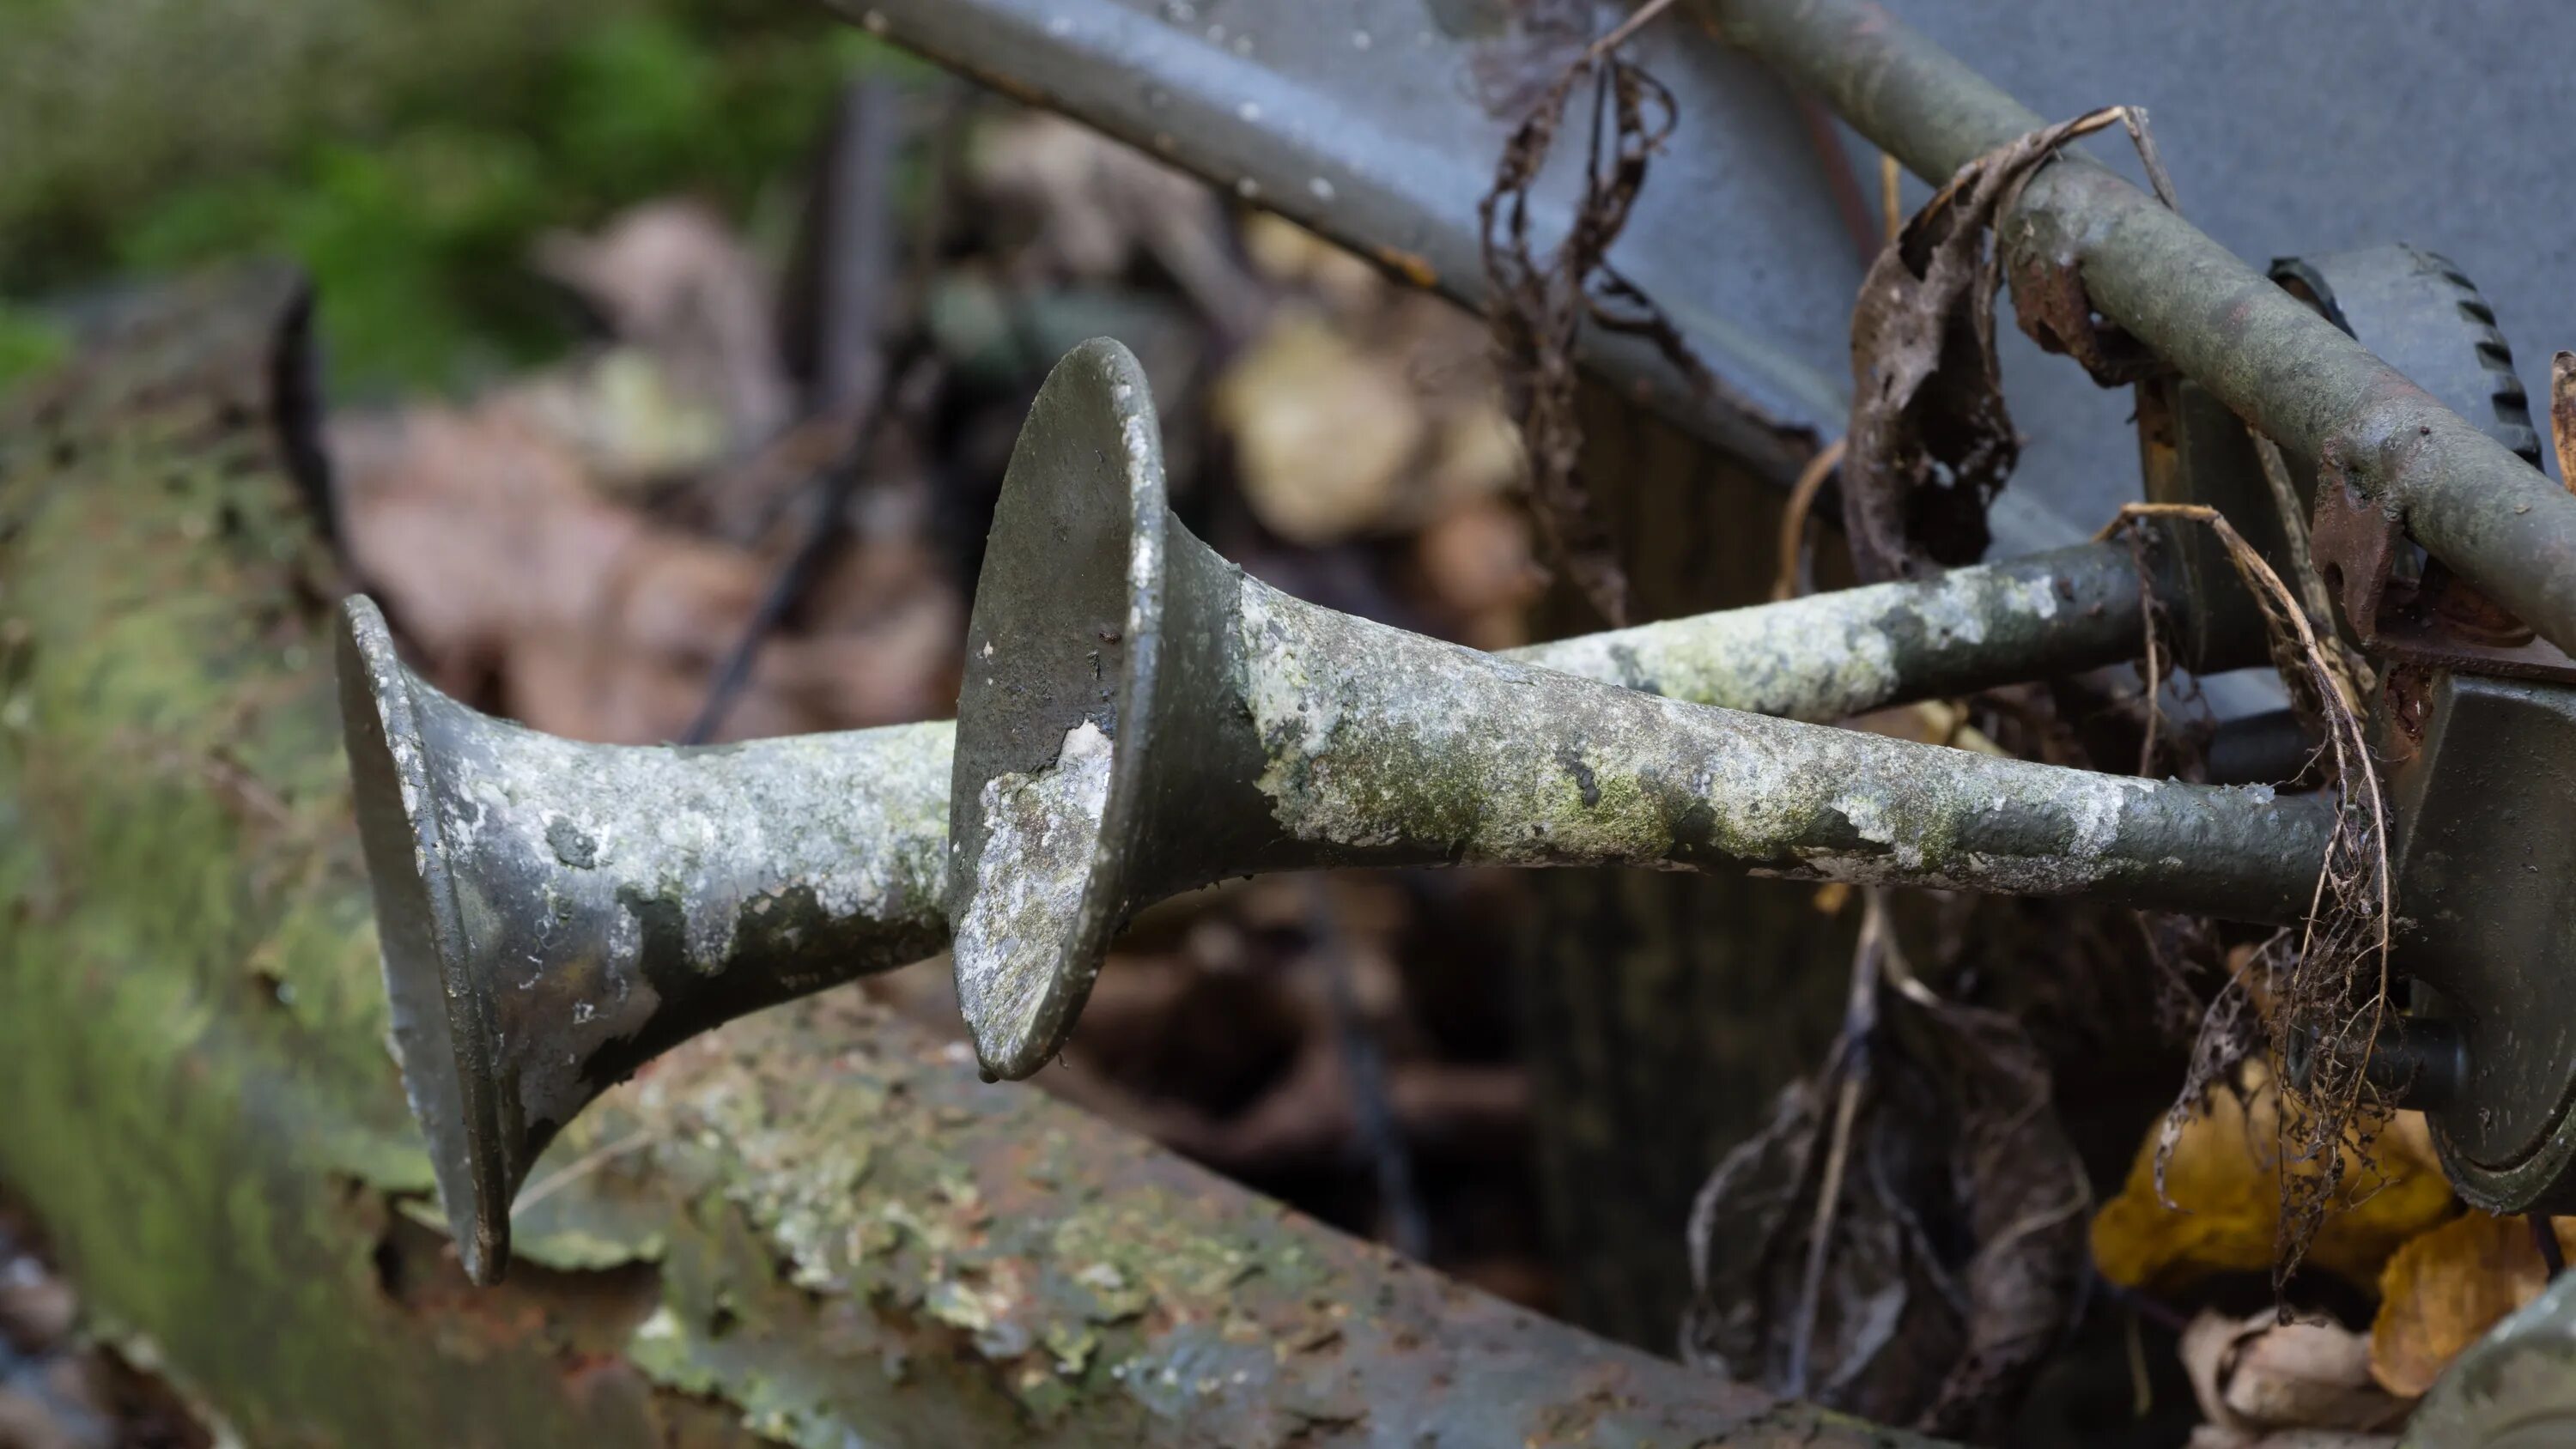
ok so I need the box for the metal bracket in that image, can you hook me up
[2385,670,2576,1214]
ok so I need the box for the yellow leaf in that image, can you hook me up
[2368,1210,2576,1397]
[2090,1061,2453,1292]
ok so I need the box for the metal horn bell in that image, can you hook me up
[945,338,2339,1082]
[335,597,951,1283]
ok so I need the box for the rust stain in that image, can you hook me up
[1374,246,1439,289]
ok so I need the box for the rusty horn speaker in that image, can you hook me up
[335,597,951,1283]
[945,338,2337,1081]
[341,481,2160,1282]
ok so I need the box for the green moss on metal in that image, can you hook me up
[1,273,687,1445]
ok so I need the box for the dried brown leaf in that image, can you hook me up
[972,113,1259,336]
[1844,106,2157,581]
[2552,350,2576,490]
[1214,313,1427,544]
[532,199,792,449]
[2369,1210,2576,1397]
[334,393,953,743]
[1682,967,2087,1435]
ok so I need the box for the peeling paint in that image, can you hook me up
[951,721,1114,1074]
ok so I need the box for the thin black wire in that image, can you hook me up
[678,361,912,746]
[1306,878,1432,1263]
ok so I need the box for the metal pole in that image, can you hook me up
[1701,0,2576,663]
[1516,539,2154,722]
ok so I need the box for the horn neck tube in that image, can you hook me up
[945,338,2334,1081]
[337,597,948,1283]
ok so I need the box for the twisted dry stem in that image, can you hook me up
[2106,502,2393,1288]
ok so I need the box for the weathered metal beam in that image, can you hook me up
[0,272,1948,1446]
[829,0,1858,487]
[1698,0,2576,663]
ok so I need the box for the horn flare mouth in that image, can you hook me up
[948,339,1170,1081]
[336,595,512,1283]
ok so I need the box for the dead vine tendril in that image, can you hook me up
[2103,501,2393,1295]
[1479,0,1708,627]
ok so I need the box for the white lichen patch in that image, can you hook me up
[1520,597,1900,724]
[1514,554,2067,722]
[951,720,1115,1070]
[1236,577,1704,865]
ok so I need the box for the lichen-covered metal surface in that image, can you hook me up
[1517,539,2148,723]
[1236,575,2329,918]
[338,594,953,1285]
[349,330,2174,1282]
[0,270,1945,1445]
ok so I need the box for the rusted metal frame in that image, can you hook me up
[0,269,1940,1449]
[1698,0,2576,663]
[829,0,1844,485]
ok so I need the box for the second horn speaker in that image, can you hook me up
[945,339,2334,1082]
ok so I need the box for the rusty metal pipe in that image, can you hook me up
[1699,0,2576,662]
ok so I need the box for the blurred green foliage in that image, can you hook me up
[0,305,69,387]
[0,0,902,393]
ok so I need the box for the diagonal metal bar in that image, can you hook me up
[831,0,1858,487]
[1698,0,2576,664]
